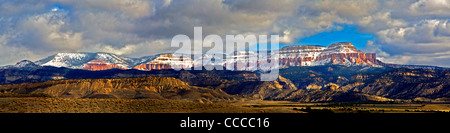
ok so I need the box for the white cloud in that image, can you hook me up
[371,19,450,67]
[124,40,174,57]
[161,0,172,8]
[87,44,137,55]
[0,35,40,65]
[358,12,407,33]
[409,0,450,17]
[0,1,46,15]
[58,0,153,18]
[223,0,299,15]
[313,0,379,19]
[17,11,83,52]
[377,20,450,52]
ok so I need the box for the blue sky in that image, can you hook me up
[293,25,375,49]
[50,4,63,12]
[252,24,375,51]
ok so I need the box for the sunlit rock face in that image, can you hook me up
[278,42,380,67]
[82,60,128,71]
[133,54,194,71]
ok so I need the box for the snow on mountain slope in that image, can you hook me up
[14,60,40,68]
[14,42,442,72]
[279,45,327,66]
[133,53,193,71]
[82,60,128,71]
[34,52,134,69]
[321,42,361,54]
[189,42,380,71]
[33,52,193,71]
[0,60,42,70]
[29,42,377,71]
[278,42,381,67]
[35,53,94,69]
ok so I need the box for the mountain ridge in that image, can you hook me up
[0,64,449,102]
[279,42,380,67]
[0,42,448,103]
[0,76,237,103]
[1,42,446,71]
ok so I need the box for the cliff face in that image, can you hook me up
[278,42,380,67]
[349,68,450,99]
[133,54,194,71]
[173,68,395,102]
[279,66,450,100]
[279,45,325,66]
[217,75,298,100]
[133,63,172,71]
[82,60,128,71]
[315,53,378,65]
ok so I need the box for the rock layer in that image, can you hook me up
[278,42,380,67]
[82,60,128,71]
[133,54,194,71]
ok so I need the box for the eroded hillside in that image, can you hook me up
[0,77,236,103]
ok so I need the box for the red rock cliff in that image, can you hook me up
[133,54,193,71]
[82,60,128,71]
[278,42,380,66]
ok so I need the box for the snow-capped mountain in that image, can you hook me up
[14,60,41,68]
[278,42,380,67]
[193,53,227,67]
[223,51,259,71]
[32,52,193,71]
[0,60,42,70]
[278,45,326,66]
[220,42,381,70]
[34,52,136,69]
[5,42,378,71]
[133,53,194,71]
[82,60,128,71]
[1,42,444,72]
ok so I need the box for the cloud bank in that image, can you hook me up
[0,0,449,67]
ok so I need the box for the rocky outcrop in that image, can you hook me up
[349,68,450,99]
[218,75,298,100]
[0,76,236,103]
[133,54,193,71]
[278,42,380,67]
[174,68,395,102]
[279,45,325,66]
[82,60,128,71]
[282,89,393,102]
[133,63,173,71]
[316,53,378,65]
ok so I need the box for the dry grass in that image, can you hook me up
[0,97,300,113]
[2,97,448,113]
[238,101,450,113]
[0,97,243,113]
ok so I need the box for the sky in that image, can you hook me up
[293,24,375,49]
[0,0,449,67]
